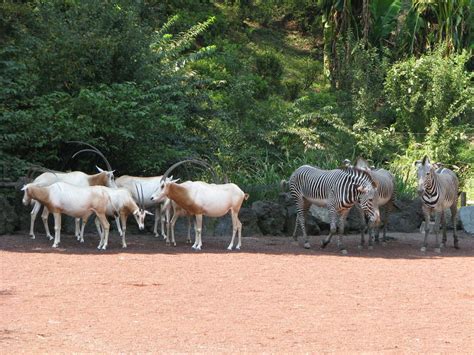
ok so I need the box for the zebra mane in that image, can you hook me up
[339,166,378,188]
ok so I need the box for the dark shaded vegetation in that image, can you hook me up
[1,0,472,200]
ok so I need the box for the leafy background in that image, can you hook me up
[1,0,473,201]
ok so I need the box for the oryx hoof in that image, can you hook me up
[52,243,59,248]
[30,235,35,240]
[153,233,160,238]
[236,246,241,250]
[166,241,171,247]
[434,248,441,254]
[227,245,233,251]
[420,246,427,252]
[47,235,53,241]
[340,249,348,255]
[122,244,127,249]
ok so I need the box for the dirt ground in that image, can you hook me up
[1,229,473,353]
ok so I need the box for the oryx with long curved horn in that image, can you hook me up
[25,142,119,241]
[150,159,249,250]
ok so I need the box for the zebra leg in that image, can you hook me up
[336,210,349,255]
[440,210,447,248]
[295,199,311,248]
[421,208,431,252]
[321,210,337,249]
[434,212,442,253]
[451,204,459,249]
[357,205,367,249]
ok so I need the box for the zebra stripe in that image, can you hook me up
[416,157,459,252]
[289,165,380,253]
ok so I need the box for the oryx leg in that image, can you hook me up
[186,216,192,244]
[228,211,242,251]
[29,200,42,239]
[75,218,81,241]
[120,214,127,248]
[115,216,122,237]
[192,215,203,250]
[95,217,105,249]
[154,204,161,238]
[168,213,179,247]
[78,216,87,243]
[41,206,54,240]
[97,214,110,250]
[52,212,62,248]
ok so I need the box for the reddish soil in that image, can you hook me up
[1,230,473,353]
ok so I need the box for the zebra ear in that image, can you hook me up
[355,157,369,170]
[414,160,422,167]
[356,185,368,193]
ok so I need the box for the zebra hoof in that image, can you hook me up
[434,248,441,254]
[358,245,363,250]
[420,246,426,252]
[304,242,311,249]
[440,242,446,248]
[320,241,329,249]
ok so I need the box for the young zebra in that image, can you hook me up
[415,156,459,252]
[289,165,380,254]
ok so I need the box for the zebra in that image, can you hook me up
[347,158,396,249]
[415,156,459,253]
[288,164,380,254]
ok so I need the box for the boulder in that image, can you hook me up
[237,207,262,237]
[388,198,424,233]
[252,200,287,235]
[459,206,474,234]
[285,205,320,237]
[309,205,330,230]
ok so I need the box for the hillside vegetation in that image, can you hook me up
[1,0,473,200]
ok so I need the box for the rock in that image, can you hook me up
[252,200,287,235]
[459,206,474,234]
[285,205,320,237]
[309,205,330,230]
[238,207,262,237]
[388,198,424,233]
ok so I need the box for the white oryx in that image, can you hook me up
[161,197,193,246]
[150,159,248,250]
[22,182,112,248]
[115,175,173,238]
[26,167,117,240]
[94,185,152,250]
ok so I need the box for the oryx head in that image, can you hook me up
[150,176,179,203]
[21,184,32,206]
[132,183,152,230]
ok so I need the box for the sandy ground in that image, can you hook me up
[1,230,473,353]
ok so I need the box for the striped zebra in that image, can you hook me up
[416,156,459,252]
[349,158,396,249]
[289,165,380,254]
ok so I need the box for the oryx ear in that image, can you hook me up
[96,166,105,173]
[21,185,28,191]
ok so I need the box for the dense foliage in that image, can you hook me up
[1,0,473,200]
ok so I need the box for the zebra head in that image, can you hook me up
[354,170,380,225]
[415,156,434,195]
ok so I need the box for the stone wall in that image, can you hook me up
[1,190,472,238]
